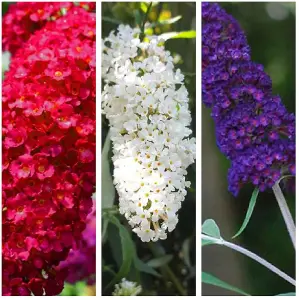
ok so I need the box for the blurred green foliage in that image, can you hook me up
[203,2,295,296]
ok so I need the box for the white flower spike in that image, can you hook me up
[102,25,196,242]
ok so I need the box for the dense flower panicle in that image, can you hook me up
[2,7,95,296]
[57,195,96,285]
[202,2,295,195]
[102,25,196,242]
[2,2,96,55]
[112,278,142,296]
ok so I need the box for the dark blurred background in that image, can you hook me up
[102,2,196,296]
[202,2,295,296]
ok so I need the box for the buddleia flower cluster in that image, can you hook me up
[2,6,95,296]
[58,194,96,285]
[102,25,196,242]
[202,3,295,196]
[112,278,142,296]
[2,1,96,55]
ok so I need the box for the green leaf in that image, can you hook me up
[159,15,182,25]
[134,9,143,27]
[232,187,259,239]
[134,256,161,277]
[102,217,109,243]
[202,219,221,239]
[159,30,196,41]
[202,272,250,296]
[102,16,122,25]
[105,215,134,290]
[182,237,192,267]
[151,15,182,26]
[276,292,296,296]
[147,254,173,268]
[140,2,148,13]
[102,130,115,209]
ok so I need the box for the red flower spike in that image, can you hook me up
[2,6,95,296]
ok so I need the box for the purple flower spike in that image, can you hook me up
[202,2,295,196]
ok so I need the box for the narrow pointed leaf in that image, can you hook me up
[102,130,115,209]
[202,272,250,296]
[232,188,259,239]
[147,254,173,268]
[159,30,196,41]
[156,15,182,25]
[104,216,134,290]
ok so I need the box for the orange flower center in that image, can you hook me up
[22,166,30,172]
[57,192,64,200]
[54,71,63,77]
[38,165,45,173]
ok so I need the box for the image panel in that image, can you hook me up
[2,2,96,296]
[202,2,295,296]
[102,1,196,296]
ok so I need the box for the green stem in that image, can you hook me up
[148,242,187,296]
[140,2,153,41]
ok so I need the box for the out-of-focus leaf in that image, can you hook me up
[102,217,109,243]
[102,16,122,25]
[103,265,116,276]
[140,2,148,13]
[182,237,191,267]
[105,215,134,290]
[147,254,173,268]
[159,15,182,25]
[275,292,295,296]
[133,256,161,277]
[150,15,182,27]
[202,219,221,239]
[140,1,159,13]
[102,130,115,209]
[202,272,250,296]
[134,9,143,27]
[232,187,259,239]
[159,30,196,41]
[107,223,122,268]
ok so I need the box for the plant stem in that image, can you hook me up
[139,2,153,42]
[148,242,187,295]
[272,181,296,249]
[202,234,296,287]
[141,2,153,34]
